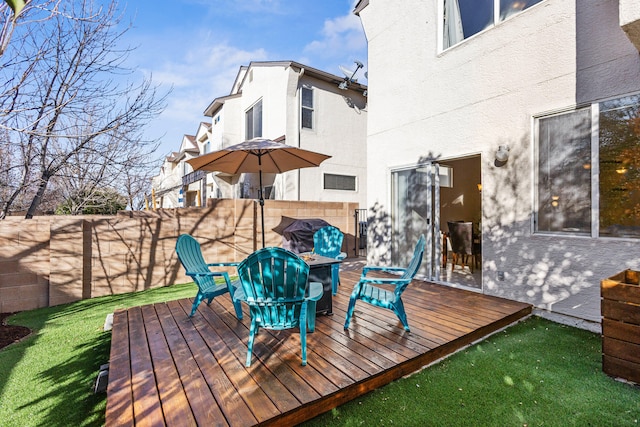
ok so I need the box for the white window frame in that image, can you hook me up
[245,99,262,140]
[301,86,314,130]
[534,92,640,240]
[323,173,357,191]
[534,107,592,236]
[440,0,545,51]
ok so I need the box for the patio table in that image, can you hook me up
[300,253,342,315]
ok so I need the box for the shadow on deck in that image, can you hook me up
[105,267,532,426]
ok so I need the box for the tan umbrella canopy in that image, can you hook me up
[186,138,331,247]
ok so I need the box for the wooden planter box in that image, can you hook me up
[601,270,640,384]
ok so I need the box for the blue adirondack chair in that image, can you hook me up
[175,234,244,319]
[236,247,323,367]
[312,226,347,295]
[344,235,425,332]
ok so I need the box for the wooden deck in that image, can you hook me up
[105,267,532,426]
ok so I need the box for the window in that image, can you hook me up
[599,95,640,237]
[535,94,640,238]
[443,0,543,49]
[324,174,356,191]
[264,185,274,199]
[536,109,592,234]
[391,165,440,266]
[246,100,262,140]
[301,87,314,129]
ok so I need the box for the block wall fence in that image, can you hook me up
[0,199,359,313]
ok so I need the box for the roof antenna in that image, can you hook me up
[338,60,364,90]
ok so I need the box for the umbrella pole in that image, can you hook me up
[258,159,265,248]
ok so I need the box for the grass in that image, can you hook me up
[0,283,196,427]
[304,317,640,427]
[0,285,638,427]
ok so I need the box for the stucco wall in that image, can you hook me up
[296,75,368,206]
[358,0,640,322]
[232,64,368,208]
[0,199,358,313]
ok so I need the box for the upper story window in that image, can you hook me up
[246,100,262,140]
[301,86,314,130]
[324,173,356,191]
[535,93,640,238]
[443,0,543,49]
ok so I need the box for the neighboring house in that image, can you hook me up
[151,152,182,209]
[355,0,640,326]
[199,60,368,207]
[151,134,200,208]
[183,123,219,204]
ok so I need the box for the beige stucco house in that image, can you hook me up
[151,133,202,208]
[355,0,640,327]
[165,60,368,209]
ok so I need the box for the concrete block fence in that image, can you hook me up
[0,199,359,313]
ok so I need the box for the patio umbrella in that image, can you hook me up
[186,138,331,247]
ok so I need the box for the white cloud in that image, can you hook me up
[142,38,269,153]
[131,1,368,157]
[143,40,267,90]
[303,10,367,61]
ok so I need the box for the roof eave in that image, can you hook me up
[354,0,369,15]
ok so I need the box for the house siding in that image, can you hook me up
[358,0,640,322]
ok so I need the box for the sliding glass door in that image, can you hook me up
[391,163,443,280]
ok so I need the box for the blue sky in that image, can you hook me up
[115,0,368,158]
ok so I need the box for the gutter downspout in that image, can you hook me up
[297,67,305,201]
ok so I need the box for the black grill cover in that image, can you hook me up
[282,218,331,253]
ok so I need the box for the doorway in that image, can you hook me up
[390,156,482,290]
[391,163,443,281]
[439,155,482,289]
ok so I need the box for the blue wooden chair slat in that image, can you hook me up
[344,235,425,332]
[312,226,347,295]
[237,247,323,366]
[175,234,243,319]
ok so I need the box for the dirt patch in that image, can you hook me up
[0,312,31,350]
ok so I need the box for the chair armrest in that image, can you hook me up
[206,262,239,267]
[336,252,347,261]
[361,266,407,277]
[187,271,237,292]
[306,282,323,301]
[185,270,230,279]
[360,277,411,287]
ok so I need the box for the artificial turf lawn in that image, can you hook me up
[304,316,639,427]
[0,283,195,427]
[1,286,638,427]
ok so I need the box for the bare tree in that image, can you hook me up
[0,0,60,216]
[54,118,160,213]
[0,0,166,218]
[119,153,159,211]
[1,0,28,57]
[1,1,63,57]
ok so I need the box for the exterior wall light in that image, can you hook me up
[495,145,510,163]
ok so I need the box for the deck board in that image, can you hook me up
[106,265,532,426]
[128,306,166,427]
[104,307,134,427]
